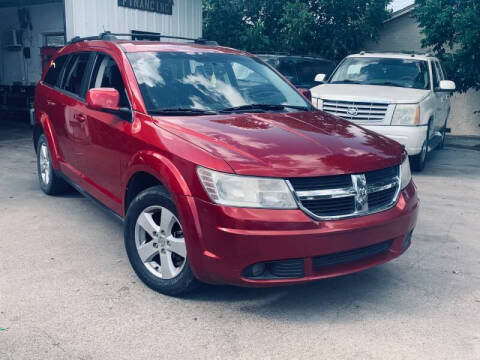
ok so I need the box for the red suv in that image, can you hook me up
[34,33,418,296]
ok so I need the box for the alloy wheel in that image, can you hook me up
[39,143,51,185]
[134,205,187,280]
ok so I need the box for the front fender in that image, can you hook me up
[123,150,192,199]
[420,95,436,126]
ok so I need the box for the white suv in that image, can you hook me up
[311,52,456,171]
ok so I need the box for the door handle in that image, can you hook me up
[47,100,56,106]
[74,114,87,122]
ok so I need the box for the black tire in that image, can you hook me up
[124,185,200,296]
[36,134,69,195]
[438,126,446,150]
[410,121,431,172]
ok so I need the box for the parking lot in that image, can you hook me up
[0,121,479,360]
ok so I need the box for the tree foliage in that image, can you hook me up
[202,0,391,61]
[415,0,480,92]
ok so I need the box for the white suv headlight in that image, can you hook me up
[400,156,412,190]
[197,167,297,209]
[392,104,420,125]
[315,98,323,110]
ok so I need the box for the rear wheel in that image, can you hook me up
[36,134,69,195]
[124,186,199,296]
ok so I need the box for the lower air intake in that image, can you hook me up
[313,240,393,269]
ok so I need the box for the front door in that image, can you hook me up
[431,60,449,133]
[74,53,132,213]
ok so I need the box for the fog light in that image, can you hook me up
[244,263,267,278]
[251,263,266,277]
[402,231,413,250]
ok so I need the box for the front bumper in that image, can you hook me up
[362,125,428,156]
[177,182,419,287]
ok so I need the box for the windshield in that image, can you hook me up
[330,57,430,90]
[127,52,313,113]
[262,57,335,88]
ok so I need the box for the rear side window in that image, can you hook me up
[44,55,68,87]
[62,53,90,97]
[89,54,129,107]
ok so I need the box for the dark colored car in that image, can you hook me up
[258,54,336,89]
[33,33,418,296]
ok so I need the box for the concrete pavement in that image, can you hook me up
[0,121,479,359]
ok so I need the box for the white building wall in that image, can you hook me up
[0,2,64,85]
[64,0,202,41]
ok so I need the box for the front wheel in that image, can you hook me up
[124,186,199,296]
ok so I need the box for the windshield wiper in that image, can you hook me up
[330,80,363,84]
[149,108,217,116]
[220,104,310,113]
[367,81,405,88]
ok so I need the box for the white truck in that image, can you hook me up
[311,52,456,171]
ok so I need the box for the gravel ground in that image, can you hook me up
[0,122,479,360]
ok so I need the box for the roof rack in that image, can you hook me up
[68,31,218,46]
[358,50,432,57]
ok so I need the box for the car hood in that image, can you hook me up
[311,84,429,104]
[152,111,404,178]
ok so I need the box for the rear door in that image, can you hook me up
[38,54,69,161]
[57,52,93,177]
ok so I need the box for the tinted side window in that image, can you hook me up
[62,53,90,97]
[89,54,129,107]
[44,55,68,87]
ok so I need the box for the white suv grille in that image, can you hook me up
[323,99,389,122]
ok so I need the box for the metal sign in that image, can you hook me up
[118,0,174,15]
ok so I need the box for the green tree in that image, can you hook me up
[202,0,391,61]
[415,0,480,92]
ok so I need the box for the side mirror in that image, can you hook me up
[437,80,456,92]
[315,73,326,83]
[86,88,120,111]
[298,88,312,102]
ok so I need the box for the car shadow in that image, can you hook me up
[182,265,405,320]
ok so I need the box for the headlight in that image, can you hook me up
[197,167,297,209]
[392,104,420,125]
[400,156,412,190]
[315,98,323,110]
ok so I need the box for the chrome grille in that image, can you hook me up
[287,166,400,220]
[323,99,389,121]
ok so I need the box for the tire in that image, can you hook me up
[124,185,199,296]
[36,134,69,195]
[410,121,431,172]
[438,126,446,150]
